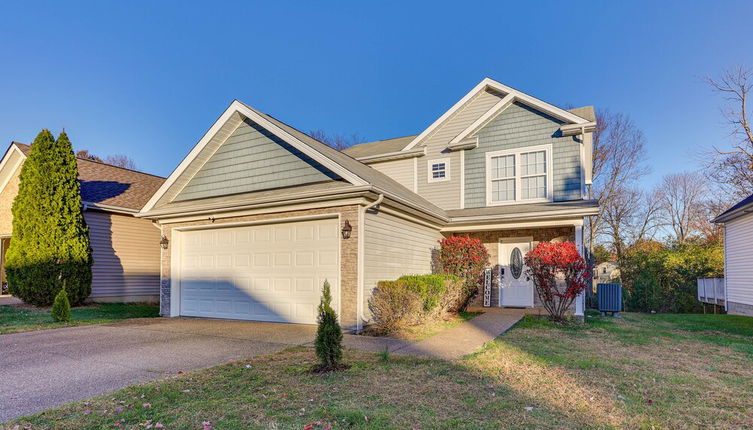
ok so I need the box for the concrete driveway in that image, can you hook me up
[0,318,319,422]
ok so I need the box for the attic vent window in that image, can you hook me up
[428,159,450,183]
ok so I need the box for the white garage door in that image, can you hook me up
[178,218,339,324]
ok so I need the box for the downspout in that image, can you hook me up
[356,193,383,333]
[151,220,165,316]
[364,193,384,212]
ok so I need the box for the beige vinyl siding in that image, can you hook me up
[417,89,505,209]
[368,158,415,191]
[363,210,443,321]
[85,211,161,300]
[725,213,753,309]
[0,161,21,236]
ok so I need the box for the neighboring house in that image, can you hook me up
[593,261,619,286]
[139,78,598,329]
[0,142,165,302]
[713,194,753,317]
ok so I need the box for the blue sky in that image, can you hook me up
[1,1,751,186]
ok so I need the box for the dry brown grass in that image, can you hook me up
[10,312,753,429]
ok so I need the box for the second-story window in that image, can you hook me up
[486,145,552,205]
[428,159,450,182]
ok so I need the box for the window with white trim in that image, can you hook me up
[486,146,552,205]
[427,159,449,182]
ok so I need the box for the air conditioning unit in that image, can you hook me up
[597,283,622,317]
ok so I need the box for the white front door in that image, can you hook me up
[499,240,534,307]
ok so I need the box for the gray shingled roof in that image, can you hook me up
[714,193,753,223]
[13,142,165,211]
[567,106,596,122]
[341,135,418,159]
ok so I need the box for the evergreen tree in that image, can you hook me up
[6,130,92,306]
[314,280,344,370]
[52,288,71,322]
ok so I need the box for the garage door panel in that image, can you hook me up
[179,218,339,324]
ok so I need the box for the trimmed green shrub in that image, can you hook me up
[368,281,424,334]
[368,274,465,334]
[314,280,343,370]
[6,130,93,306]
[52,288,71,322]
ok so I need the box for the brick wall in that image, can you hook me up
[157,205,361,328]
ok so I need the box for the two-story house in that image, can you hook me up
[139,78,598,329]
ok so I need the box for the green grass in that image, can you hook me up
[8,312,753,429]
[0,302,160,334]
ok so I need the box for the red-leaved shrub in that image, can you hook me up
[524,241,589,322]
[437,235,490,310]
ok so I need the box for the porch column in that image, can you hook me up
[574,224,585,318]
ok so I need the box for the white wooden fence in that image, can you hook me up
[697,277,725,305]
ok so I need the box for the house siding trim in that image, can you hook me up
[723,213,753,310]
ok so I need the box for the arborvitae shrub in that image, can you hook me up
[314,280,344,371]
[52,288,71,322]
[6,130,92,306]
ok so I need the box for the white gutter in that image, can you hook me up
[356,147,426,164]
[82,201,140,215]
[448,207,599,224]
[447,137,479,151]
[137,185,373,218]
[560,121,597,136]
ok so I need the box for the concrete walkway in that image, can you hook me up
[0,295,22,305]
[391,308,526,360]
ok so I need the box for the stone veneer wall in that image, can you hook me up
[157,205,361,328]
[461,226,575,308]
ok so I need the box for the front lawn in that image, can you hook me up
[0,302,160,335]
[10,312,753,429]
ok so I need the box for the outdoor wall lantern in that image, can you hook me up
[160,235,169,249]
[341,220,352,239]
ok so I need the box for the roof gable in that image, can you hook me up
[141,101,446,220]
[173,117,341,202]
[403,78,592,151]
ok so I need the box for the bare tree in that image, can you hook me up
[586,109,650,256]
[104,154,138,170]
[656,172,708,243]
[309,129,365,151]
[75,149,103,162]
[601,187,662,262]
[705,66,753,198]
[75,150,138,170]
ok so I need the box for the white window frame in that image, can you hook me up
[485,144,553,206]
[427,158,450,183]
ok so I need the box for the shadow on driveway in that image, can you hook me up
[0,318,317,422]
